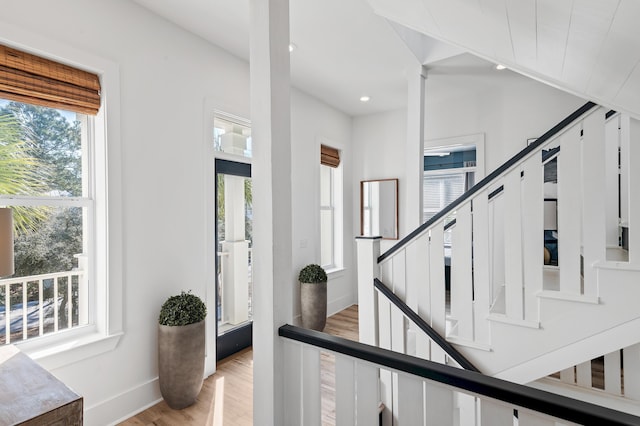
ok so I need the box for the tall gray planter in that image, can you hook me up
[301,281,327,331]
[158,320,205,409]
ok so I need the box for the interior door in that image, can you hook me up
[215,159,252,360]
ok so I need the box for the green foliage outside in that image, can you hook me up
[0,101,83,314]
[159,291,207,326]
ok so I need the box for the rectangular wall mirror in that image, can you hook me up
[361,178,399,239]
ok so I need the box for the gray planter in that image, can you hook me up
[158,320,205,409]
[300,281,327,331]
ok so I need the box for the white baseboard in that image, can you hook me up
[84,377,162,426]
[328,294,355,317]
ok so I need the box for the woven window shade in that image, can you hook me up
[0,44,101,115]
[321,144,340,168]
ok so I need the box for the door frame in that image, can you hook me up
[213,158,253,361]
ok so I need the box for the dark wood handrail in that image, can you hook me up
[378,101,598,263]
[374,278,479,372]
[279,324,640,426]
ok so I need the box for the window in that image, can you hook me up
[0,40,120,364]
[0,99,93,345]
[320,144,342,270]
[423,147,476,222]
[320,164,335,268]
[213,112,252,159]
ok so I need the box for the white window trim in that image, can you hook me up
[0,23,124,370]
[319,139,343,272]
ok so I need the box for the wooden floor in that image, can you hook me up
[119,305,359,426]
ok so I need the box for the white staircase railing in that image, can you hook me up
[0,269,87,344]
[358,103,640,387]
[279,324,640,426]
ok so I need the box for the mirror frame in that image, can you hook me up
[360,178,399,240]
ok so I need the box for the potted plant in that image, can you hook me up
[158,291,207,409]
[299,264,328,331]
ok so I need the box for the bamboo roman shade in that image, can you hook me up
[0,44,101,115]
[321,144,340,168]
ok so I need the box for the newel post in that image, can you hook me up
[356,236,381,346]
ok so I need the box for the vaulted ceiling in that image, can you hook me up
[132,0,635,118]
[368,0,640,118]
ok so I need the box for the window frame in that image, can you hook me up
[320,164,335,269]
[0,29,123,370]
[319,141,343,272]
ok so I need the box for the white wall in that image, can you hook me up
[352,109,407,252]
[352,72,586,248]
[291,90,355,319]
[0,1,354,424]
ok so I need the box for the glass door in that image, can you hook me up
[215,159,252,360]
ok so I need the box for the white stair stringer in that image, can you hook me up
[450,264,640,384]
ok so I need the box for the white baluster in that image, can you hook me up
[480,398,512,426]
[518,409,556,425]
[557,124,583,294]
[560,366,575,385]
[335,355,354,426]
[623,343,640,400]
[504,170,524,320]
[377,296,393,425]
[425,382,454,425]
[302,345,321,426]
[429,225,446,338]
[604,116,621,247]
[604,350,622,396]
[22,279,28,339]
[581,110,607,296]
[53,277,59,332]
[68,274,73,328]
[575,360,591,388]
[397,374,424,425]
[626,117,640,263]
[451,203,474,340]
[522,154,543,322]
[355,362,379,426]
[472,192,491,345]
[283,339,302,425]
[391,250,407,355]
[38,279,44,337]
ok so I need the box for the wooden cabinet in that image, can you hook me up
[0,345,82,425]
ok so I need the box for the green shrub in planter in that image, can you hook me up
[298,264,327,284]
[158,291,207,409]
[158,291,207,326]
[299,264,327,331]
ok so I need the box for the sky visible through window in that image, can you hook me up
[0,99,77,124]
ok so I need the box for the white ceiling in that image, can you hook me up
[132,0,423,116]
[367,0,640,118]
[131,0,594,118]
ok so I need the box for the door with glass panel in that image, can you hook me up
[215,159,252,360]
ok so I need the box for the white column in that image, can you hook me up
[356,236,381,345]
[222,175,249,324]
[250,0,292,424]
[405,65,427,233]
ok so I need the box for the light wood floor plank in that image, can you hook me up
[119,305,359,426]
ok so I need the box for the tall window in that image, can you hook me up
[320,144,342,270]
[320,164,335,268]
[0,44,101,345]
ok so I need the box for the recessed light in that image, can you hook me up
[360,95,370,102]
[288,43,297,53]
[496,64,506,70]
